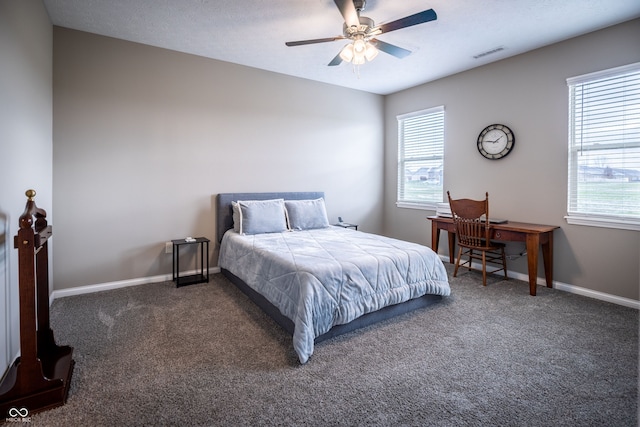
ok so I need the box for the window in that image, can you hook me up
[566,62,640,231]
[397,106,445,210]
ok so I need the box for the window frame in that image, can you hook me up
[565,62,640,232]
[396,106,445,211]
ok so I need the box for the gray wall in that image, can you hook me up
[52,27,385,290]
[41,17,640,303]
[0,0,53,373]
[384,19,640,301]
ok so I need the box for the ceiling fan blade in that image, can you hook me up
[370,39,412,59]
[286,36,346,47]
[378,9,437,34]
[334,0,360,28]
[328,52,343,66]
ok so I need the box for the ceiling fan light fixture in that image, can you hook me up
[364,42,378,61]
[340,38,378,65]
[339,43,355,62]
[352,53,366,65]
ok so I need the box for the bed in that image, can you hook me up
[216,192,450,363]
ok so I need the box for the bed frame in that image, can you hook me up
[215,192,443,345]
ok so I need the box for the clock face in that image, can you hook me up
[477,124,515,159]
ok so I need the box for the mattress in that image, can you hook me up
[218,226,450,363]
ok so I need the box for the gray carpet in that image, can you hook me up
[30,265,637,426]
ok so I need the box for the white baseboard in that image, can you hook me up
[50,267,222,305]
[51,263,638,310]
[438,255,639,309]
[551,281,639,309]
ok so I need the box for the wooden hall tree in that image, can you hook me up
[0,190,74,417]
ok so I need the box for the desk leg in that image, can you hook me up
[431,222,440,254]
[541,232,553,288]
[447,233,455,264]
[525,234,540,296]
[431,221,456,264]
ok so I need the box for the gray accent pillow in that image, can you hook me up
[237,199,288,235]
[285,198,330,230]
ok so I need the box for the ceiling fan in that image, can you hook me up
[285,0,437,66]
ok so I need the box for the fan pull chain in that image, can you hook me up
[352,64,361,79]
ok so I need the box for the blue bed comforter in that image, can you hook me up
[218,227,450,363]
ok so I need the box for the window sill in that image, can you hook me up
[396,201,438,211]
[564,215,640,232]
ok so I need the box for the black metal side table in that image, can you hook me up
[172,237,210,287]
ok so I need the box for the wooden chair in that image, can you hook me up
[446,191,507,286]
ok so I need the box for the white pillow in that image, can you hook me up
[285,198,330,230]
[235,199,288,235]
[231,201,241,233]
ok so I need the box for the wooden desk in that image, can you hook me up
[428,216,559,296]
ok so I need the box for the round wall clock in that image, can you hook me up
[477,124,515,160]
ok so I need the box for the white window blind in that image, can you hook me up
[397,106,445,209]
[566,62,640,231]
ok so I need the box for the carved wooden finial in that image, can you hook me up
[26,189,36,201]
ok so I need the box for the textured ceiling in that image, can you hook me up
[43,0,640,95]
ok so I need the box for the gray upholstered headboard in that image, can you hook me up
[215,192,325,243]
